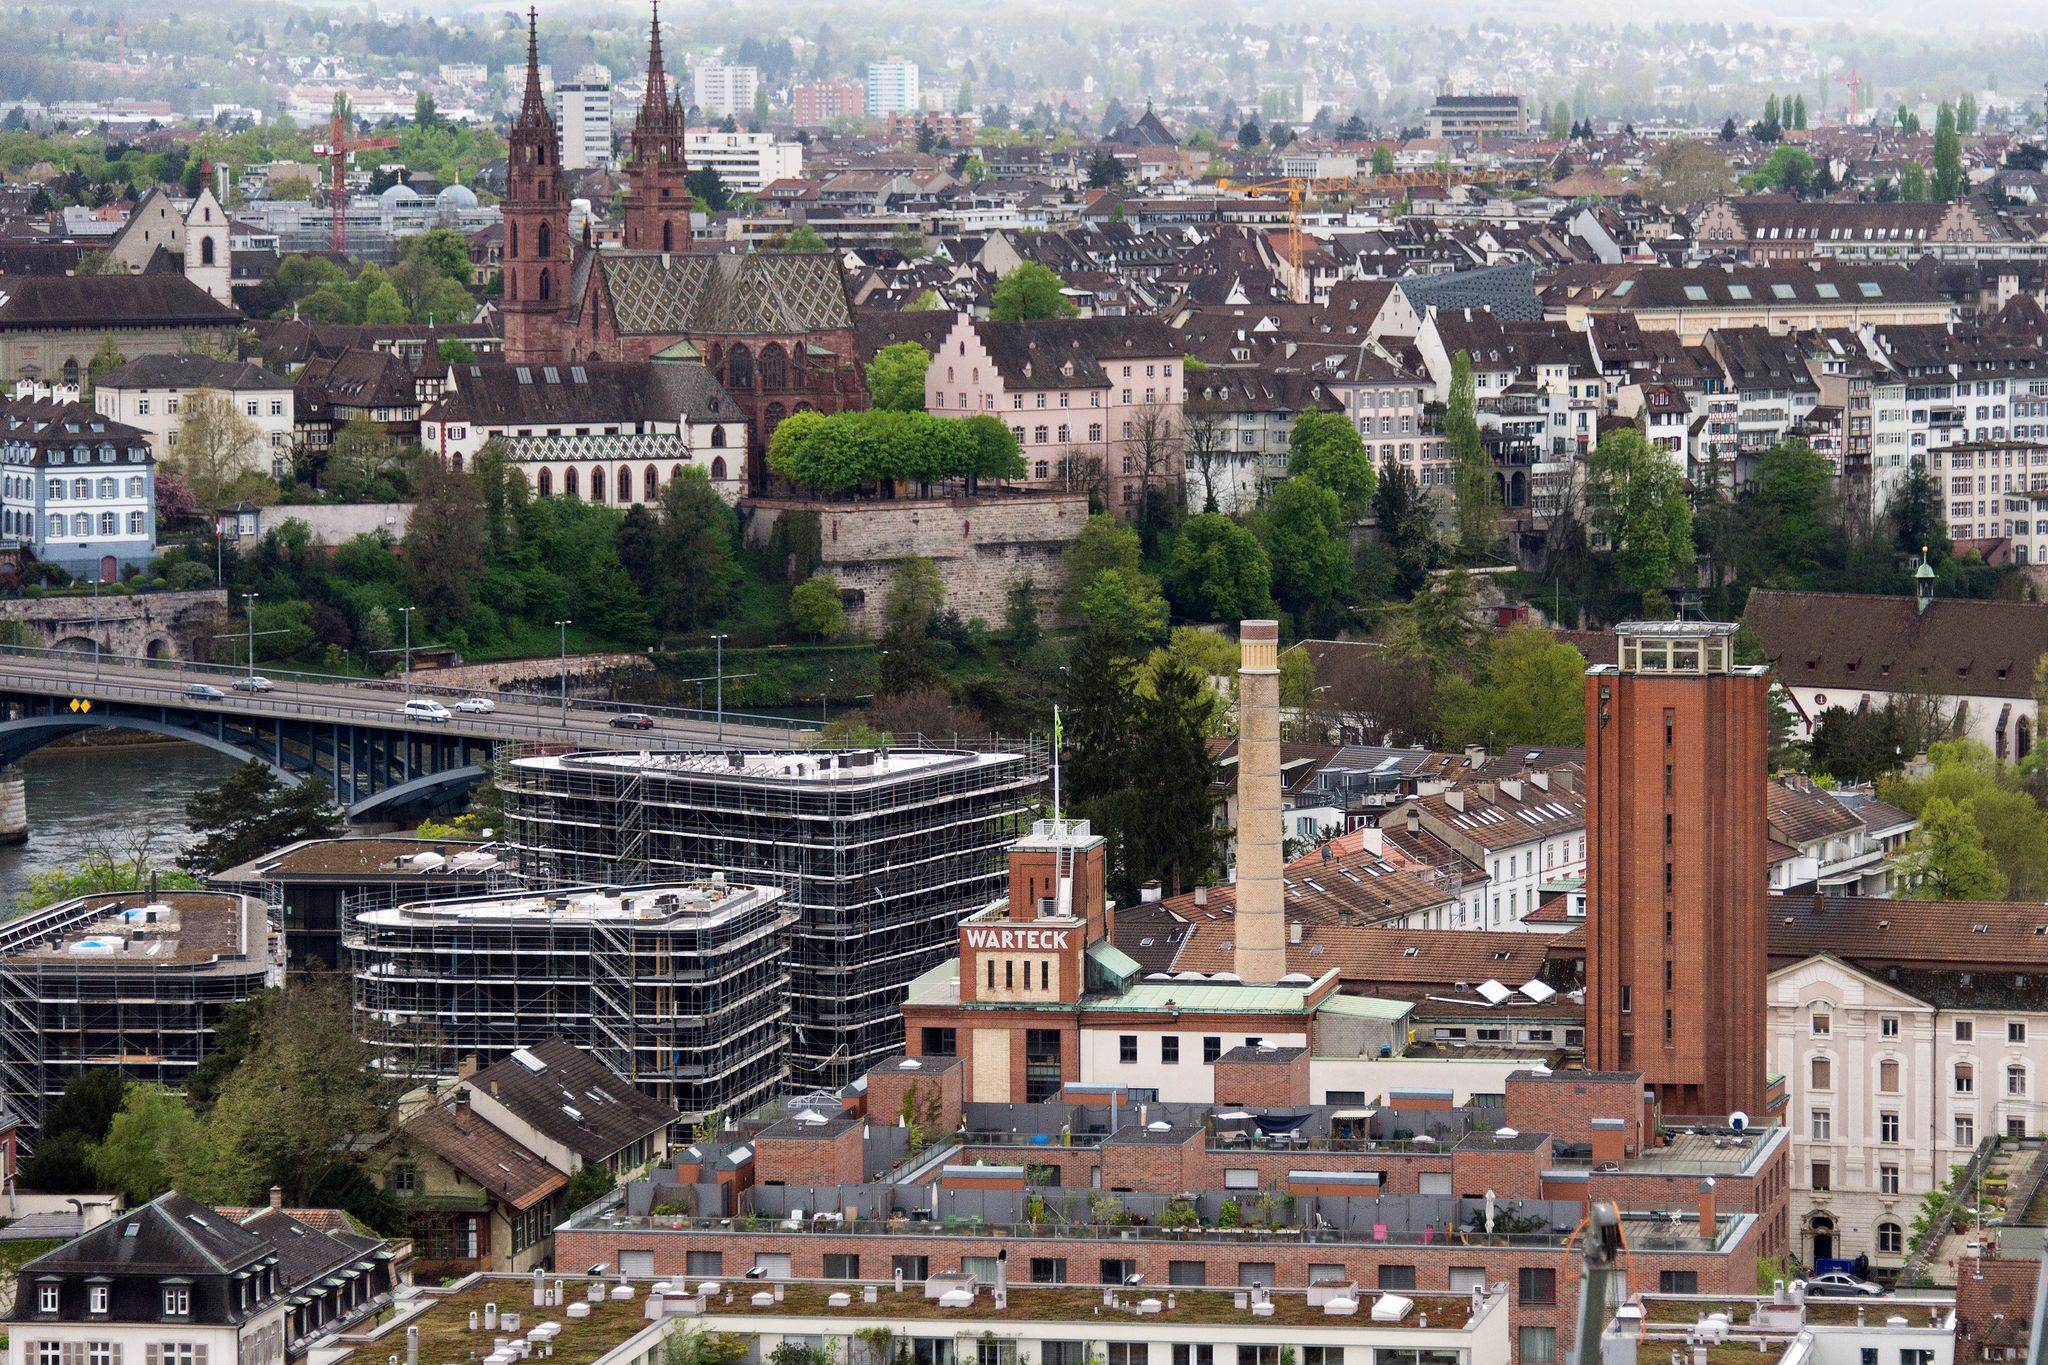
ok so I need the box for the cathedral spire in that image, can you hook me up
[640,0,670,122]
[518,7,548,123]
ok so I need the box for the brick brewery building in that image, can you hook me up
[556,623,1792,1365]
[499,4,865,486]
[1585,621,1776,1121]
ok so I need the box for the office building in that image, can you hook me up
[554,67,615,169]
[683,130,804,195]
[497,746,1039,1088]
[0,891,283,1136]
[1423,91,1526,138]
[864,60,920,118]
[1586,620,1773,1120]
[691,61,760,119]
[350,880,792,1120]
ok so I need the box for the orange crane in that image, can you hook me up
[313,98,398,253]
[1835,69,1864,126]
[1214,169,1505,301]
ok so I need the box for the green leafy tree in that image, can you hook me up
[1372,145,1394,175]
[563,1162,617,1212]
[1446,351,1497,556]
[1078,567,1169,649]
[1163,513,1272,622]
[1395,567,1481,676]
[1587,427,1694,601]
[1371,457,1437,595]
[990,261,1077,321]
[1060,514,1143,614]
[362,280,407,325]
[1897,794,2007,900]
[1889,457,1952,561]
[23,1069,130,1192]
[1755,438,1835,574]
[788,574,846,639]
[85,333,126,395]
[781,223,830,252]
[649,468,741,633]
[1899,162,1929,202]
[865,341,932,413]
[1752,146,1815,196]
[1119,659,1225,895]
[1286,410,1376,515]
[1436,628,1589,750]
[180,761,343,876]
[1932,102,1963,202]
[879,556,947,694]
[88,1083,199,1205]
[407,463,487,626]
[1261,478,1352,636]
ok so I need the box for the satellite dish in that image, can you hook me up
[1729,1111,1749,1133]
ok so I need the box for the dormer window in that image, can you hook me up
[163,1285,190,1316]
[90,1283,108,1314]
[38,1283,57,1313]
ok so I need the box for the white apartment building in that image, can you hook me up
[691,61,760,119]
[1381,773,1587,932]
[865,59,920,117]
[554,68,614,169]
[1924,440,2048,554]
[682,130,803,195]
[1770,923,2048,1274]
[92,353,296,480]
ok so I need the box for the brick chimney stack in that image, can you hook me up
[1235,620,1286,984]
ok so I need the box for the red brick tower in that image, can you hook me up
[1586,621,1771,1120]
[622,1,693,254]
[501,8,570,365]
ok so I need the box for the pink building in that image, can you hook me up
[927,312,1185,515]
[791,79,866,126]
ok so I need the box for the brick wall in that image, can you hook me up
[1505,1072,1647,1151]
[755,1126,865,1187]
[1450,1140,1555,1195]
[1100,1132,1203,1191]
[1213,1053,1310,1108]
[743,493,1089,634]
[866,1060,964,1137]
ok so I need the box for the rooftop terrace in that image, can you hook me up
[366,880,782,928]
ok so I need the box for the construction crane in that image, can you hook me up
[1214,168,1505,302]
[1835,69,1864,127]
[312,95,398,254]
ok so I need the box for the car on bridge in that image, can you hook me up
[609,712,657,730]
[401,699,452,722]
[232,676,276,693]
[456,696,496,714]
[184,683,226,701]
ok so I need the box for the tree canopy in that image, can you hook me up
[1586,427,1693,600]
[865,341,932,413]
[1163,513,1272,623]
[768,410,1023,492]
[1286,410,1376,515]
[989,261,1077,321]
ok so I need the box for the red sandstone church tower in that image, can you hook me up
[500,8,571,365]
[621,0,692,254]
[1585,621,1771,1121]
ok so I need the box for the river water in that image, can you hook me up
[0,744,241,905]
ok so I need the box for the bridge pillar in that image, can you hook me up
[0,765,27,846]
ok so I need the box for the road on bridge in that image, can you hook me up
[0,651,809,751]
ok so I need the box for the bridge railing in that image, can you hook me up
[0,641,818,735]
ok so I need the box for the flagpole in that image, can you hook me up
[1052,705,1062,825]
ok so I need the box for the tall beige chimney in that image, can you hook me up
[1235,620,1286,984]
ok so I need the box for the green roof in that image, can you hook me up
[1315,994,1413,1021]
[1087,938,1141,983]
[1078,970,1337,1016]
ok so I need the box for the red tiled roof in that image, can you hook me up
[405,1099,566,1211]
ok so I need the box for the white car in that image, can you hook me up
[401,699,452,722]
[232,676,276,693]
[456,696,496,714]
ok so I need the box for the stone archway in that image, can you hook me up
[145,636,175,660]
[1809,1213,1835,1263]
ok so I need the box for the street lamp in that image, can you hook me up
[240,592,259,679]
[397,606,416,697]
[555,619,571,726]
[711,634,728,743]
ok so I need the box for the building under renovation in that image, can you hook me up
[350,879,793,1119]
[0,891,283,1138]
[497,746,1040,1087]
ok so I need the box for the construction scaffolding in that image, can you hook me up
[349,880,794,1120]
[0,892,284,1145]
[496,742,1044,1088]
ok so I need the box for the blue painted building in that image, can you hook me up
[0,398,156,582]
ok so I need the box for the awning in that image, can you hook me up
[1252,1112,1311,1135]
[1329,1109,1375,1121]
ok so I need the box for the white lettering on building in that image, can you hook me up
[963,927,1072,952]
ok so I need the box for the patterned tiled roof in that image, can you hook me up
[593,252,856,337]
[505,431,690,462]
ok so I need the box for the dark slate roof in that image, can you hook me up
[1398,263,1543,322]
[232,1209,378,1290]
[1556,263,1945,313]
[587,251,856,337]
[294,348,416,418]
[100,353,291,392]
[854,308,955,362]
[971,315,1179,390]
[22,1192,271,1280]
[1743,588,2048,702]
[0,274,239,328]
[432,359,737,426]
[467,1037,677,1163]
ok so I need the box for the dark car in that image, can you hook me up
[184,683,226,701]
[608,712,657,730]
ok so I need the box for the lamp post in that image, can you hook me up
[711,633,728,743]
[397,606,416,698]
[555,619,571,725]
[240,592,259,679]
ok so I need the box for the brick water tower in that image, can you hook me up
[1585,620,1771,1120]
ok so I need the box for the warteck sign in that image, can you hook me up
[963,926,1074,952]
